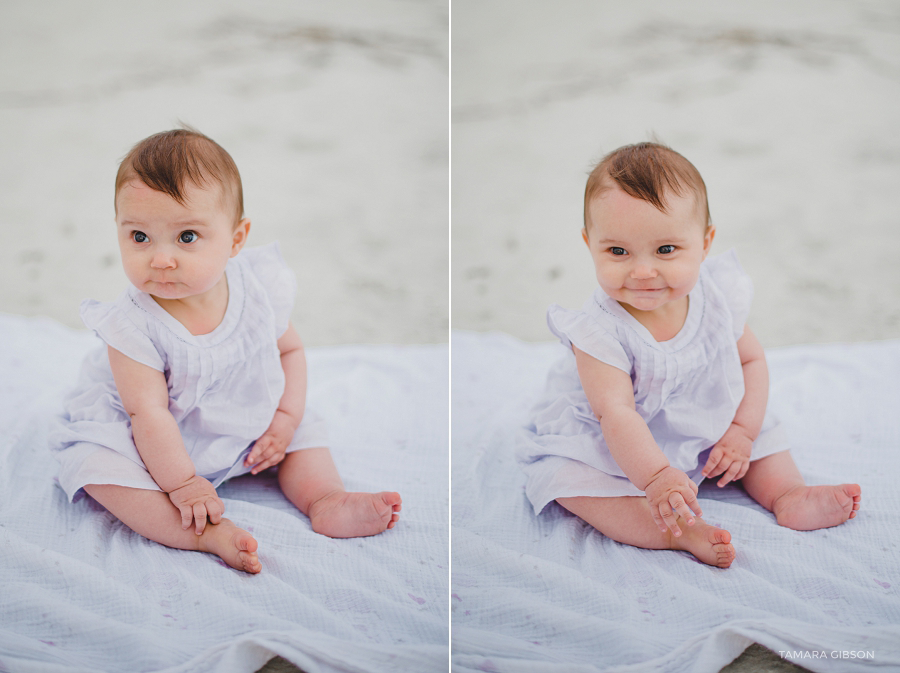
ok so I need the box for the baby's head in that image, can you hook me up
[583,142,710,234]
[113,129,251,302]
[115,128,244,225]
[581,142,715,314]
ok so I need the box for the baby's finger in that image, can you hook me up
[249,449,270,474]
[702,448,724,478]
[245,441,267,466]
[682,490,703,519]
[253,442,283,470]
[659,503,682,537]
[208,498,224,525]
[180,505,193,531]
[193,502,208,535]
[252,452,283,475]
[668,493,695,527]
[717,461,743,488]
[647,501,667,533]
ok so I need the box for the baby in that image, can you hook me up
[51,128,401,573]
[517,142,860,568]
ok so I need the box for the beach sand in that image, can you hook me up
[453,0,900,350]
[0,0,448,347]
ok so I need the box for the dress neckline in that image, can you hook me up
[129,258,244,347]
[594,272,705,353]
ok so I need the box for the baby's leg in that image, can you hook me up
[83,484,261,573]
[740,450,860,531]
[556,495,735,568]
[277,447,401,538]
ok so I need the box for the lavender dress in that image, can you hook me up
[516,250,788,514]
[50,243,328,502]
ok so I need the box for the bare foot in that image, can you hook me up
[308,491,402,538]
[670,518,736,568]
[198,518,261,573]
[773,483,861,531]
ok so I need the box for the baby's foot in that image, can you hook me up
[773,483,861,531]
[198,518,262,574]
[670,518,735,568]
[308,490,402,538]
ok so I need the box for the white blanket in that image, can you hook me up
[451,331,900,672]
[0,314,448,673]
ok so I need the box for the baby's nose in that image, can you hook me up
[150,250,176,269]
[631,263,657,279]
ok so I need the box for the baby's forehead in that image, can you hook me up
[586,192,707,240]
[118,175,236,212]
[590,184,700,218]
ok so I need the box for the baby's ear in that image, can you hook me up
[231,219,251,256]
[702,224,716,258]
[582,227,590,247]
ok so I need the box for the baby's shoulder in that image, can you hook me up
[232,242,297,336]
[699,249,754,340]
[80,289,166,371]
[547,290,633,374]
[701,249,751,294]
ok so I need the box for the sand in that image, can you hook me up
[0,0,448,347]
[452,0,900,349]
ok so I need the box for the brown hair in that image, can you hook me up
[115,128,244,223]
[584,142,710,230]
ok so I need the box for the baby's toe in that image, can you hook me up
[239,551,261,574]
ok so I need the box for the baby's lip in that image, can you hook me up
[628,286,665,292]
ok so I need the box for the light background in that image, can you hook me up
[452,0,900,349]
[0,0,448,347]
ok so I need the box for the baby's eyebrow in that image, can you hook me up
[172,220,211,228]
[118,219,210,228]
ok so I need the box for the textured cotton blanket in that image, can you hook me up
[451,330,900,673]
[0,314,448,673]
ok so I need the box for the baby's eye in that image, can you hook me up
[132,231,148,243]
[609,247,627,256]
[658,245,676,255]
[179,231,198,244]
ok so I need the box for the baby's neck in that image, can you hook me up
[152,276,230,336]
[619,296,689,342]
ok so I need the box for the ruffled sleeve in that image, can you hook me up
[241,243,297,337]
[80,299,166,371]
[547,304,632,374]
[703,249,754,339]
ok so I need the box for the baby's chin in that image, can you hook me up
[618,292,669,313]
[145,280,189,299]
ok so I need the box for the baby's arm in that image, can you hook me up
[573,346,702,536]
[107,346,224,534]
[703,327,768,486]
[245,323,307,474]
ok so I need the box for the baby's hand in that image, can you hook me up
[245,410,296,475]
[703,424,754,487]
[167,475,224,535]
[643,466,703,537]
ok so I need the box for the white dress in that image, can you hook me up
[50,243,328,502]
[516,250,788,514]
